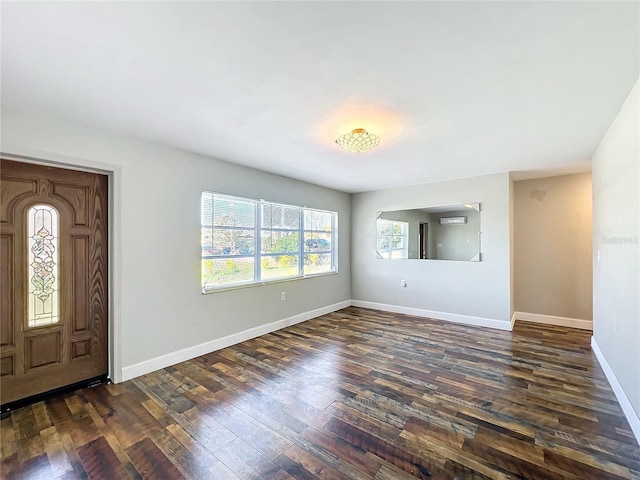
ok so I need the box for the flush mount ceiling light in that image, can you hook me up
[335,128,380,154]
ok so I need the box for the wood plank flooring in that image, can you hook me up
[2,306,639,479]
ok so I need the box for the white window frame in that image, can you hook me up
[201,192,338,292]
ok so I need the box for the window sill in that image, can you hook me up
[201,270,339,295]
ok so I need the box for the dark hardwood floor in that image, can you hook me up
[2,307,639,479]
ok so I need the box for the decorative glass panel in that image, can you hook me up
[27,204,60,327]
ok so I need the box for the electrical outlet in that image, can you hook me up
[400,279,407,287]
[281,292,286,301]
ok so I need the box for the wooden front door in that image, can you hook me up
[0,159,108,405]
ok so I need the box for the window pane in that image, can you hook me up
[304,209,332,231]
[302,209,335,274]
[27,204,60,327]
[262,231,299,254]
[214,197,255,227]
[377,221,391,236]
[261,255,299,279]
[262,204,300,229]
[304,253,332,275]
[201,227,218,256]
[202,258,255,288]
[201,192,213,226]
[377,237,390,251]
[210,229,254,255]
[376,220,408,260]
[304,232,331,252]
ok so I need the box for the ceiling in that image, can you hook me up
[1,2,638,193]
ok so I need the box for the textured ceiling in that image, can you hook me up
[1,1,638,192]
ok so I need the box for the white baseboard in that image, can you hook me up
[121,300,351,381]
[514,311,592,330]
[591,337,640,444]
[351,300,512,331]
[510,311,517,330]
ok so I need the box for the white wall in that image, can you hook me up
[514,173,593,324]
[592,78,640,432]
[1,106,352,381]
[351,173,512,329]
[430,209,480,261]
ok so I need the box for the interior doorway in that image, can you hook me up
[419,222,429,259]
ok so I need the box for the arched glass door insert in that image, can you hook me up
[27,204,60,327]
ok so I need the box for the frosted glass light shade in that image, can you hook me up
[335,128,380,154]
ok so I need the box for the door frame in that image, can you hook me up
[419,222,429,259]
[1,149,122,383]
